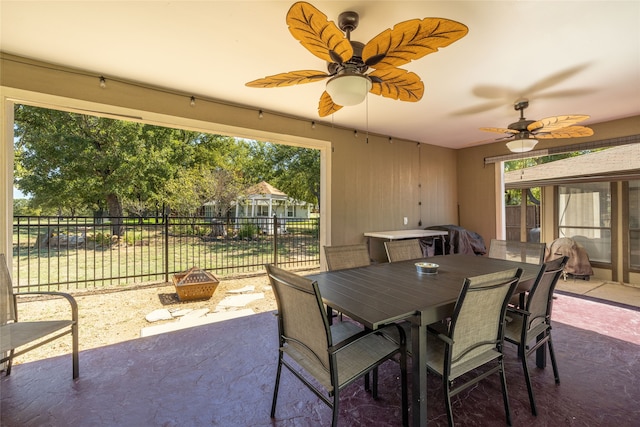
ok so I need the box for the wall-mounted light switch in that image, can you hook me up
[403,217,408,225]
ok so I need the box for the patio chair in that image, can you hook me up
[489,239,547,308]
[0,254,79,379]
[265,264,408,427]
[426,267,522,426]
[323,244,371,323]
[488,239,546,265]
[384,239,424,262]
[324,244,371,271]
[504,256,568,416]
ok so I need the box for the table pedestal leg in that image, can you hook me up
[411,316,427,426]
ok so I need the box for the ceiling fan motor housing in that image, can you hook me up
[327,40,368,75]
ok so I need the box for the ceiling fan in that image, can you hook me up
[245,1,468,117]
[479,99,594,153]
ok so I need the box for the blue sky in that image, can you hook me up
[13,187,27,199]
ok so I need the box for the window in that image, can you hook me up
[558,183,611,263]
[630,180,640,269]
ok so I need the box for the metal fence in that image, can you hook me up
[12,215,320,292]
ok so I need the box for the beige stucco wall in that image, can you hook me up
[0,53,459,266]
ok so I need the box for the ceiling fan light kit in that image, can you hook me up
[325,73,372,106]
[506,134,538,152]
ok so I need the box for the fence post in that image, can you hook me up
[164,214,169,283]
[273,215,278,266]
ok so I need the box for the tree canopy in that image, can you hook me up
[13,105,320,223]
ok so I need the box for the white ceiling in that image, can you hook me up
[2,1,639,149]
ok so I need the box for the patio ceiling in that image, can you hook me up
[1,1,639,149]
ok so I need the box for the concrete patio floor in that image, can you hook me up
[555,276,640,309]
[1,281,639,426]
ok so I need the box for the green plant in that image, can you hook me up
[90,231,112,247]
[238,223,259,239]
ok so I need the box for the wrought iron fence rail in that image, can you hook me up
[12,215,320,292]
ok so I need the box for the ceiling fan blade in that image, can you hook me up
[450,100,507,116]
[369,68,424,101]
[536,126,594,139]
[523,63,591,94]
[362,18,468,69]
[287,1,353,64]
[528,114,590,132]
[456,64,593,115]
[246,70,330,88]
[479,127,518,135]
[535,88,598,99]
[318,91,342,117]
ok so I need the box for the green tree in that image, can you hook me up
[14,106,320,225]
[163,166,242,217]
[14,106,183,234]
[243,141,320,207]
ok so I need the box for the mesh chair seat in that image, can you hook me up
[1,320,75,352]
[425,335,503,379]
[504,312,548,343]
[283,323,402,393]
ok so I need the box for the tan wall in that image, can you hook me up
[456,143,503,246]
[329,135,457,245]
[0,54,459,265]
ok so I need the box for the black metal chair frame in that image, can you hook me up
[504,256,568,416]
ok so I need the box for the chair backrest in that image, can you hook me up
[448,268,522,368]
[1,254,17,325]
[384,239,423,262]
[324,244,370,271]
[524,256,568,332]
[265,264,331,371]
[488,239,546,265]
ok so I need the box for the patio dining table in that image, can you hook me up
[306,253,542,426]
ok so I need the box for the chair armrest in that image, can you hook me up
[436,333,454,346]
[506,306,528,316]
[329,329,374,353]
[425,323,453,346]
[16,291,78,322]
[330,323,402,353]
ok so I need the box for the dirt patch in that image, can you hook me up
[10,268,319,366]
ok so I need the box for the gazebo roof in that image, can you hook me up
[243,181,288,201]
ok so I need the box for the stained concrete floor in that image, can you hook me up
[2,286,639,426]
[555,276,640,309]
